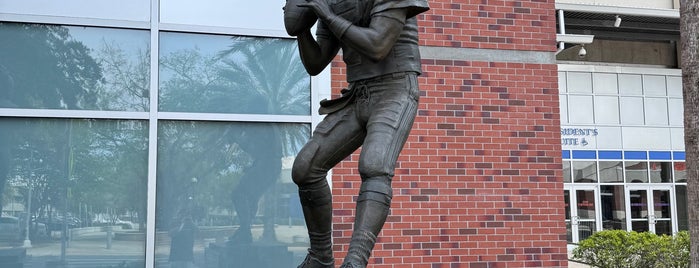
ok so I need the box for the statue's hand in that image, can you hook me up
[297,0,333,21]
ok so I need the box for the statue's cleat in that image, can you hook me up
[297,254,334,268]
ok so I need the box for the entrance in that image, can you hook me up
[626,186,675,235]
[564,186,599,243]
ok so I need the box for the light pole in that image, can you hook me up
[23,157,42,248]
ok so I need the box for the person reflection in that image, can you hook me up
[169,211,197,268]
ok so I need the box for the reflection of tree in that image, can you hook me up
[0,23,102,218]
[95,41,150,111]
[157,36,311,243]
[0,22,149,233]
[0,23,103,109]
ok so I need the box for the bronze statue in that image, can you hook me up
[286,0,429,267]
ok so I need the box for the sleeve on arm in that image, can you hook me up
[371,0,430,19]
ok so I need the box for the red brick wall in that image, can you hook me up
[329,0,565,267]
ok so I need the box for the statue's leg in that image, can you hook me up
[342,73,419,268]
[292,107,365,268]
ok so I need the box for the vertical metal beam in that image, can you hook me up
[145,0,160,267]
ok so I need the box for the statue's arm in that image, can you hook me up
[296,29,341,76]
[300,0,407,62]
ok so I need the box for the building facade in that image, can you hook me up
[0,0,687,267]
[554,0,687,246]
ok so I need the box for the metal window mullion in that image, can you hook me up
[145,0,160,267]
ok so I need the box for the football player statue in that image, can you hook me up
[284,0,429,267]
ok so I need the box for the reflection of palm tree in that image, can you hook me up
[217,37,310,244]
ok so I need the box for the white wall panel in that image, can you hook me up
[644,97,669,125]
[0,0,149,21]
[668,98,684,126]
[592,73,618,94]
[596,126,622,150]
[161,0,288,35]
[567,72,593,93]
[619,74,643,95]
[568,95,595,124]
[622,127,671,150]
[594,96,620,124]
[667,76,682,97]
[620,97,645,125]
[671,128,685,150]
[643,75,667,96]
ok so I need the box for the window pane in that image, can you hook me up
[0,118,148,267]
[573,161,597,183]
[625,161,648,183]
[649,162,672,183]
[674,162,686,182]
[155,120,311,267]
[0,22,150,111]
[563,161,571,183]
[159,33,311,115]
[599,161,623,183]
[601,186,626,230]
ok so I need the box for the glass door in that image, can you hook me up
[626,186,675,235]
[565,186,600,243]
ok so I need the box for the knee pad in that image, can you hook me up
[357,177,392,206]
[292,141,320,186]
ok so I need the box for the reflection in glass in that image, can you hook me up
[576,190,596,220]
[629,189,649,233]
[563,161,571,183]
[652,190,671,218]
[649,162,672,183]
[159,32,311,115]
[625,161,649,183]
[674,162,686,182]
[599,161,623,183]
[654,221,672,236]
[578,221,596,241]
[564,190,571,220]
[155,120,310,268]
[0,118,148,267]
[573,161,597,183]
[601,186,625,230]
[676,185,688,231]
[0,22,150,111]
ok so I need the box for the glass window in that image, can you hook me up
[159,32,311,115]
[0,117,148,267]
[676,185,688,231]
[625,161,649,183]
[563,161,571,183]
[599,161,623,183]
[674,162,686,182]
[649,162,672,183]
[601,186,625,230]
[154,120,310,267]
[573,161,597,183]
[0,22,150,111]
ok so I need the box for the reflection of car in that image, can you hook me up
[0,216,22,241]
[37,216,81,231]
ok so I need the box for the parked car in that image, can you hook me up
[0,216,22,241]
